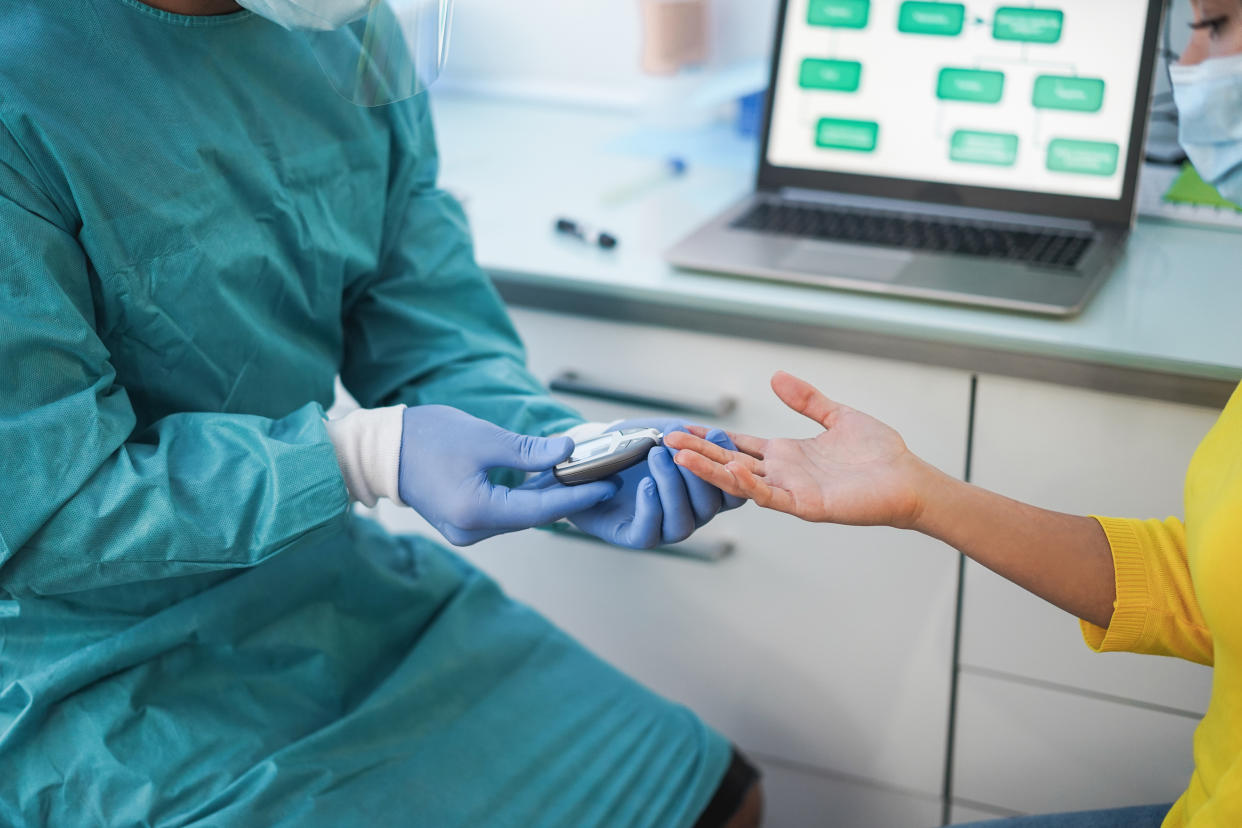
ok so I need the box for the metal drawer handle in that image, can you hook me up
[538,522,735,563]
[549,371,737,420]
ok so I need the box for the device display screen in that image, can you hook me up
[570,438,613,463]
[766,1,1149,201]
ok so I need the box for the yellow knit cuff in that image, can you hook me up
[1080,516,1153,653]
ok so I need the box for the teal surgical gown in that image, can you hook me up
[0,2,732,824]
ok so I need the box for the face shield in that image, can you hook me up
[239,0,455,106]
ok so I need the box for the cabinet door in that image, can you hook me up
[953,673,1197,815]
[758,758,941,828]
[450,308,971,796]
[949,802,1017,824]
[953,375,1218,814]
[963,375,1216,710]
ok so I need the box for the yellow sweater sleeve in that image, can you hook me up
[1080,516,1214,666]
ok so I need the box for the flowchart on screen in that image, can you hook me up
[766,0,1147,199]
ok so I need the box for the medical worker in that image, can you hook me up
[0,0,764,825]
[669,5,1242,825]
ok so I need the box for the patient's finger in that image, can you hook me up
[726,462,774,507]
[724,431,767,459]
[664,430,720,455]
[705,429,748,511]
[729,463,799,516]
[681,426,766,460]
[665,432,763,475]
[672,451,753,500]
[771,371,846,429]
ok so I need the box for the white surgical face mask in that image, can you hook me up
[236,0,455,106]
[1170,53,1242,207]
[236,0,375,31]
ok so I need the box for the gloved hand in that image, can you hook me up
[397,406,619,547]
[563,418,746,549]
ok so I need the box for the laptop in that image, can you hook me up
[668,0,1165,316]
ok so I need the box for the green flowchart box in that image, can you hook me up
[816,118,880,152]
[808,0,870,28]
[993,7,1063,43]
[1033,75,1105,112]
[937,67,1005,103]
[1046,139,1119,176]
[898,2,966,36]
[951,130,1019,166]
[800,59,863,92]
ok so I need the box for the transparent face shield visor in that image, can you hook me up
[306,0,455,107]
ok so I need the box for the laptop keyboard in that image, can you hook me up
[731,201,1094,271]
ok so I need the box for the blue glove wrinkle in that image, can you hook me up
[565,417,739,550]
[662,426,724,527]
[647,446,696,545]
[618,476,664,549]
[397,406,619,546]
[566,463,663,550]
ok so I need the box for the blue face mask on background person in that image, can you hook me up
[1171,53,1242,207]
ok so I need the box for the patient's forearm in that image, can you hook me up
[910,463,1117,629]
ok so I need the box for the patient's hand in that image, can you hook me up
[664,371,933,529]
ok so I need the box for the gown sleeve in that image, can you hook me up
[1081,515,1214,666]
[0,125,350,598]
[338,97,585,440]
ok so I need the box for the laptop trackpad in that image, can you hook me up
[779,241,913,283]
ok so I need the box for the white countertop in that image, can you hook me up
[432,95,1242,386]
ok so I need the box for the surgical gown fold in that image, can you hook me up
[0,123,350,597]
[339,103,582,439]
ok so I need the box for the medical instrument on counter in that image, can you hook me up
[602,157,689,206]
[555,218,619,250]
[639,0,710,76]
[554,428,664,486]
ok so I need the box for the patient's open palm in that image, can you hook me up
[665,372,927,528]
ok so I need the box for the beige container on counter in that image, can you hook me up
[639,0,710,75]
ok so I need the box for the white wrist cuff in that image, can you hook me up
[325,405,407,508]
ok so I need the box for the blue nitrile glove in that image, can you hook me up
[397,406,619,547]
[564,419,746,549]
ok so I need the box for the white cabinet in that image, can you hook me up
[466,309,971,799]
[949,802,1015,824]
[757,758,941,828]
[952,673,1198,815]
[953,375,1218,815]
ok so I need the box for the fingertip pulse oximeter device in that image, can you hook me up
[553,428,664,486]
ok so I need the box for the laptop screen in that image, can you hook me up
[764,1,1154,205]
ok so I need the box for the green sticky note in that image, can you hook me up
[937,68,1006,104]
[1046,139,1119,176]
[816,118,880,152]
[898,2,966,36]
[808,0,871,28]
[951,130,1019,166]
[1165,163,1242,211]
[800,59,863,92]
[993,6,1063,43]
[1032,75,1105,112]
